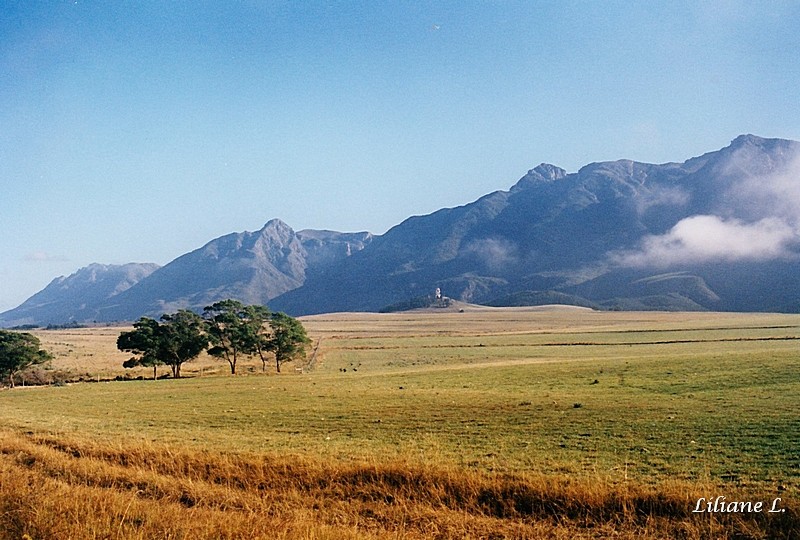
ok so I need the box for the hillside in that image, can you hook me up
[272,134,800,314]
[2,134,800,325]
[0,263,159,326]
[0,222,372,326]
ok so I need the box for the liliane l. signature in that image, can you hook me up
[693,496,785,513]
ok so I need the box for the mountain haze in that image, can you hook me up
[2,135,799,325]
[0,263,160,326]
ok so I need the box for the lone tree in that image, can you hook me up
[117,310,207,379]
[0,330,53,388]
[118,317,162,379]
[241,304,273,372]
[203,300,253,375]
[267,311,311,373]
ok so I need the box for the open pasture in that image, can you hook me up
[1,308,799,538]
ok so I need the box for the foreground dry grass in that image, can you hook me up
[2,429,796,539]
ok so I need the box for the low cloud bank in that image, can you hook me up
[614,150,800,268]
[614,215,797,267]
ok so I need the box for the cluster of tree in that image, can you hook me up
[117,300,311,379]
[0,330,53,388]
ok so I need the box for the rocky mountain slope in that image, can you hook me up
[272,135,800,314]
[0,221,372,326]
[2,134,798,325]
[1,263,160,326]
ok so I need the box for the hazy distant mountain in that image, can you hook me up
[91,219,373,321]
[0,263,159,326]
[3,134,799,325]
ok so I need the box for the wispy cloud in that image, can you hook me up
[464,237,519,272]
[635,184,690,214]
[23,251,69,263]
[613,215,797,267]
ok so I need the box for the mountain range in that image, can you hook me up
[3,134,799,326]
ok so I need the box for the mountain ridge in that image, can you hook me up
[270,134,800,314]
[2,134,799,326]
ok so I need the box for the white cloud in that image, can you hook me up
[725,153,800,222]
[614,215,798,267]
[615,147,800,268]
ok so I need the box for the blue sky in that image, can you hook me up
[2,0,799,312]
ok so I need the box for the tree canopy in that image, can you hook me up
[241,304,273,372]
[116,300,310,378]
[202,300,253,375]
[117,310,207,379]
[267,311,311,373]
[203,301,310,374]
[0,330,53,388]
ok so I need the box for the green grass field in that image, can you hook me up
[1,308,798,538]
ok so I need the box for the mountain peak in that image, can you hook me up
[511,163,568,191]
[256,218,296,245]
[260,218,292,232]
[530,163,567,181]
[730,134,764,148]
[725,134,798,154]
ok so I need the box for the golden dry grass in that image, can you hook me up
[1,429,796,539]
